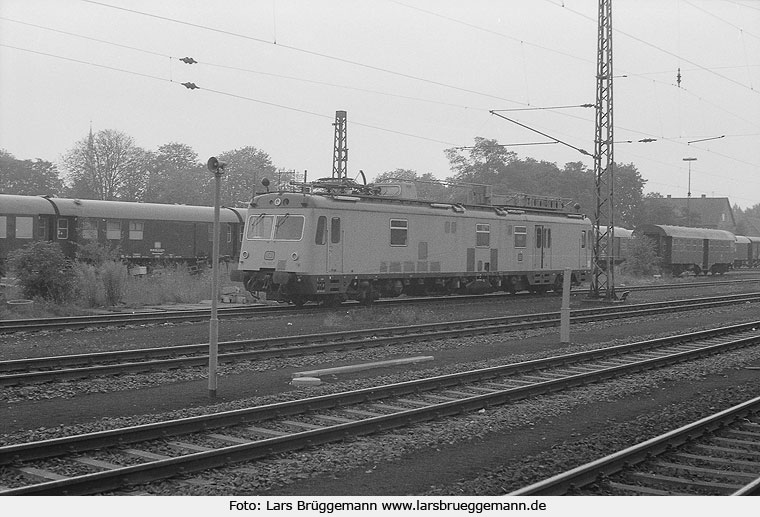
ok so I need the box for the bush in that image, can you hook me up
[73,260,129,307]
[75,240,121,266]
[101,261,128,306]
[7,241,78,303]
[619,235,661,277]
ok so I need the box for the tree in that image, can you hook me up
[612,162,647,228]
[143,143,206,204]
[0,149,63,195]
[214,146,278,206]
[62,129,148,200]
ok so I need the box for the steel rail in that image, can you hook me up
[2,293,759,386]
[508,396,760,496]
[2,279,759,334]
[1,321,759,495]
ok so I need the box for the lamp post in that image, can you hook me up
[683,157,697,226]
[206,156,226,398]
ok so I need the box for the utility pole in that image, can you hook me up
[683,157,697,227]
[206,156,226,398]
[590,0,616,301]
[332,110,348,179]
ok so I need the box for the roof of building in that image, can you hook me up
[651,196,735,229]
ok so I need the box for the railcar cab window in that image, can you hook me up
[390,219,408,246]
[514,226,527,248]
[275,214,304,240]
[246,214,305,241]
[476,223,490,247]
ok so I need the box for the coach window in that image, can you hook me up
[129,221,144,240]
[545,228,552,248]
[0,216,6,239]
[80,219,98,240]
[106,220,121,240]
[514,226,527,248]
[56,219,68,240]
[331,217,341,244]
[315,216,327,245]
[226,225,232,243]
[390,219,408,246]
[14,216,33,239]
[476,223,490,247]
[581,230,587,248]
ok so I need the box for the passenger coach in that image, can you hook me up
[0,194,243,273]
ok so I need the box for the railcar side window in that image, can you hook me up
[315,216,327,245]
[246,215,274,240]
[514,226,527,248]
[331,218,341,244]
[274,215,305,241]
[56,219,68,240]
[581,230,586,248]
[476,223,490,247]
[0,216,6,239]
[106,220,121,240]
[390,219,408,246]
[545,228,552,248]
[129,221,144,240]
[15,216,33,239]
[536,227,542,248]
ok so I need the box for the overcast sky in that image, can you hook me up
[1,0,758,208]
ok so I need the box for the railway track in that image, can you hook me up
[1,320,758,495]
[509,395,760,496]
[2,278,759,334]
[2,292,760,386]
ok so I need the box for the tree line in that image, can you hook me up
[2,130,758,230]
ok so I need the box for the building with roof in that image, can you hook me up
[649,195,735,232]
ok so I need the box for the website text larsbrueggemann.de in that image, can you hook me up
[229,498,548,514]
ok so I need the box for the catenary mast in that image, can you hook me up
[590,0,616,300]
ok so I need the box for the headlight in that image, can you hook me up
[242,251,249,259]
[291,252,299,261]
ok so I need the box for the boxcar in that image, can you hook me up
[635,224,735,276]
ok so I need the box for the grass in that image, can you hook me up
[0,262,239,320]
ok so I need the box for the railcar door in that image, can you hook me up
[327,216,343,273]
[533,225,552,269]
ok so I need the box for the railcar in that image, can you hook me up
[0,194,244,274]
[231,179,592,305]
[635,224,735,276]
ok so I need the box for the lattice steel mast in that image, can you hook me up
[332,110,348,179]
[590,0,616,300]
